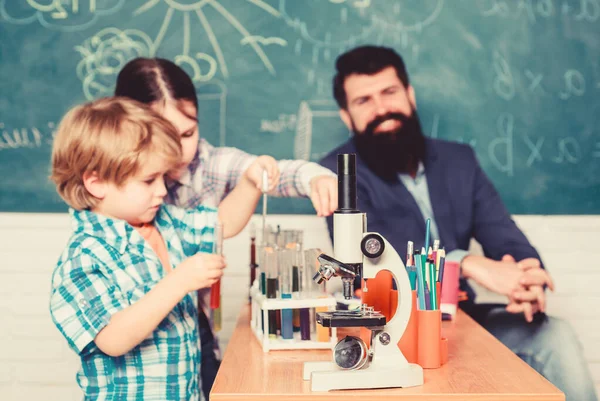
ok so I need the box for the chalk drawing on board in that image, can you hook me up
[294,100,347,162]
[368,0,444,34]
[0,0,124,32]
[241,36,288,47]
[75,28,154,100]
[280,0,443,48]
[280,0,443,94]
[279,0,374,48]
[133,0,284,81]
[196,80,228,146]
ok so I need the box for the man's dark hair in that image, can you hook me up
[332,46,410,109]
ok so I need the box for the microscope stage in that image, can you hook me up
[316,310,387,328]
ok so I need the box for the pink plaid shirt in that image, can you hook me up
[165,138,335,208]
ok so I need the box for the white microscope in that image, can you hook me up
[303,154,423,391]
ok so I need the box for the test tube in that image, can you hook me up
[291,247,301,333]
[279,249,293,340]
[304,248,329,342]
[249,223,257,293]
[263,246,278,339]
[298,248,319,340]
[259,229,276,296]
[210,221,224,332]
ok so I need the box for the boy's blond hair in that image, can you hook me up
[50,97,182,210]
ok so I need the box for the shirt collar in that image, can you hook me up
[70,208,144,254]
[398,161,426,180]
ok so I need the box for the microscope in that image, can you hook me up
[302,154,423,391]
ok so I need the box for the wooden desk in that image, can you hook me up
[211,305,564,400]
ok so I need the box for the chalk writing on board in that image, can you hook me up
[524,135,544,166]
[0,122,55,151]
[260,115,297,134]
[559,69,586,99]
[132,0,282,80]
[492,51,515,101]
[479,0,599,23]
[574,0,600,20]
[485,113,594,174]
[524,69,545,94]
[492,52,590,100]
[521,136,587,166]
[489,113,514,176]
[0,0,124,31]
[552,137,582,164]
[75,28,153,100]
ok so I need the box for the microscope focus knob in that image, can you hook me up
[360,233,385,259]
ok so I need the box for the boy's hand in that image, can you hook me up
[245,155,280,192]
[175,253,226,292]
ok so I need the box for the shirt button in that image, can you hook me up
[78,299,89,308]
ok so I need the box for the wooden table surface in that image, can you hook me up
[211,305,564,400]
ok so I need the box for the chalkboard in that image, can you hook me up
[1,0,599,214]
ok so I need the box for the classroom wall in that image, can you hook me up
[0,213,598,400]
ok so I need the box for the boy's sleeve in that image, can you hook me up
[50,248,129,355]
[170,205,218,255]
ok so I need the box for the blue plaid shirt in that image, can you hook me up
[49,205,217,401]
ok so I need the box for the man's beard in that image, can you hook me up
[352,110,426,182]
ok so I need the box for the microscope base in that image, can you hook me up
[303,361,423,392]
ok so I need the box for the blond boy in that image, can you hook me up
[49,97,277,400]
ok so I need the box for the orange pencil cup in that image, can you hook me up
[417,309,441,369]
[395,290,418,364]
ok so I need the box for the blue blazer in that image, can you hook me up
[320,138,543,302]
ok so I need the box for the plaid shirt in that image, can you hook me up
[50,205,217,401]
[165,138,336,209]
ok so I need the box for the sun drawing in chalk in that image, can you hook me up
[132,0,287,82]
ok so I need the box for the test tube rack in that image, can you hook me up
[250,286,338,352]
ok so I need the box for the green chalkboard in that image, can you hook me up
[1,0,599,214]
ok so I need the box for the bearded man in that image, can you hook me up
[320,45,597,401]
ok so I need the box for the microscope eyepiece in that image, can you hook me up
[337,154,358,212]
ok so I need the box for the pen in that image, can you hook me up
[428,258,437,310]
[432,239,439,269]
[424,218,431,256]
[415,253,426,310]
[406,240,414,266]
[438,254,446,284]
